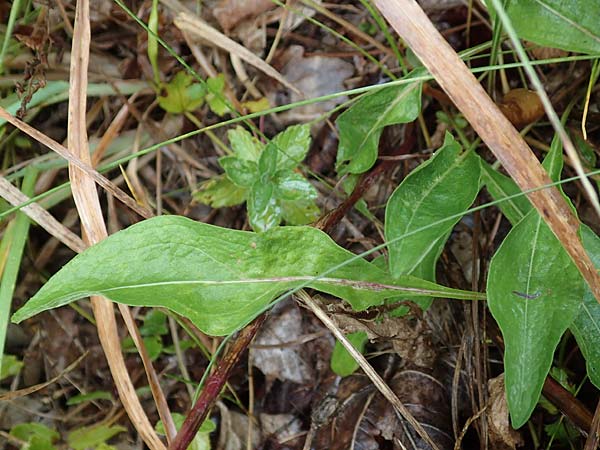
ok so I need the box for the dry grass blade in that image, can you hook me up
[66,2,168,449]
[173,11,301,95]
[372,0,600,303]
[0,108,153,220]
[0,176,85,253]
[297,290,441,450]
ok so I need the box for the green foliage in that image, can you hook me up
[67,424,126,450]
[502,0,600,54]
[336,73,422,175]
[156,413,215,450]
[1,353,23,380]
[158,72,228,116]
[197,124,320,231]
[10,423,59,450]
[330,331,368,377]
[385,134,481,293]
[481,161,530,226]
[12,216,481,336]
[122,310,169,361]
[66,391,113,406]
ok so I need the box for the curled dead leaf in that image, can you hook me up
[497,88,545,129]
[487,375,524,450]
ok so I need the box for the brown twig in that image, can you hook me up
[371,0,600,303]
[584,396,600,450]
[169,314,268,450]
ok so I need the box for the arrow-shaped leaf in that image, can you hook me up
[12,216,481,336]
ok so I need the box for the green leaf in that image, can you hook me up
[206,74,229,116]
[330,331,368,377]
[504,0,600,54]
[139,310,169,336]
[248,182,280,232]
[570,225,600,389]
[158,72,206,114]
[227,127,262,161]
[12,216,482,336]
[1,353,23,380]
[482,162,531,226]
[194,175,247,208]
[279,199,320,226]
[67,425,126,450]
[25,435,58,450]
[123,334,163,361]
[219,156,258,188]
[67,390,113,406]
[258,142,279,176]
[271,124,312,171]
[336,74,422,175]
[385,134,481,279]
[10,423,59,443]
[487,208,584,428]
[273,172,318,201]
[156,413,214,450]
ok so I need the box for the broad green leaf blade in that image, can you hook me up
[504,0,600,54]
[336,74,422,175]
[219,156,258,188]
[13,216,481,336]
[570,225,600,389]
[482,162,531,226]
[487,209,584,428]
[227,126,262,161]
[385,133,481,278]
[272,124,312,171]
[248,182,280,231]
[273,172,318,201]
[67,425,126,450]
[280,199,320,225]
[194,175,247,208]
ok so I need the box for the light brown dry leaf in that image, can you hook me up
[487,375,524,449]
[497,88,545,129]
[213,0,276,32]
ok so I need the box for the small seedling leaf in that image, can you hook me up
[228,126,262,161]
[158,72,206,114]
[219,156,258,188]
[67,425,126,450]
[206,74,229,116]
[12,216,481,336]
[271,124,312,171]
[194,175,247,208]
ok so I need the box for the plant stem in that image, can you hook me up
[169,314,267,450]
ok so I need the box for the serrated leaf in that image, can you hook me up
[220,156,258,188]
[570,225,600,389]
[504,0,600,54]
[273,172,318,201]
[258,142,279,176]
[330,331,368,377]
[228,127,262,161]
[271,124,312,171]
[158,72,206,114]
[194,175,247,208]
[67,425,125,450]
[336,74,422,175]
[482,162,531,226]
[386,133,481,279]
[248,182,280,232]
[12,216,482,336]
[487,208,584,428]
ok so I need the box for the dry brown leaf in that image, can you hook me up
[498,88,545,129]
[213,0,276,32]
[487,375,524,449]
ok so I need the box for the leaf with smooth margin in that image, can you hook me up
[386,133,481,280]
[336,73,422,175]
[12,216,482,336]
[570,225,600,389]
[487,134,585,427]
[504,0,600,54]
[482,161,531,226]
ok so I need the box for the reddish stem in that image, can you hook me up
[169,314,267,450]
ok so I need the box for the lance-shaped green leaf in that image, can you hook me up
[503,0,600,54]
[385,133,481,281]
[336,74,422,175]
[487,135,585,427]
[12,216,482,336]
[482,162,531,226]
[570,225,600,389]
